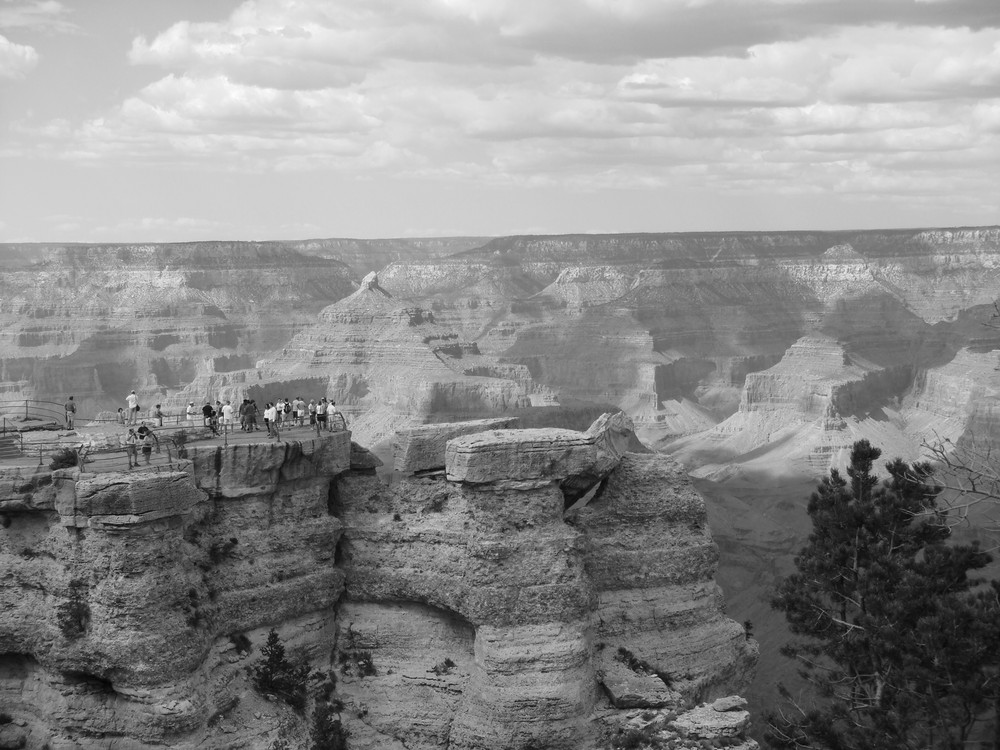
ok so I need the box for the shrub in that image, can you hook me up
[49,447,78,470]
[250,629,311,712]
[230,632,252,655]
[615,647,672,687]
[209,537,239,563]
[310,701,349,750]
[430,657,456,675]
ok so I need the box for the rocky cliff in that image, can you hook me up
[363,228,1000,450]
[0,416,757,749]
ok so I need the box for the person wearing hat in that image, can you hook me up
[186,401,197,423]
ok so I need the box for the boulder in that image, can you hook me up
[445,428,595,484]
[394,418,519,475]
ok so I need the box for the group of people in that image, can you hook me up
[124,422,159,469]
[184,396,345,439]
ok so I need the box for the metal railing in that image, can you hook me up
[0,398,350,474]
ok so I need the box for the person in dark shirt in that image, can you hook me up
[64,396,77,429]
[202,402,218,435]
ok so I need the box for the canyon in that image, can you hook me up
[1,226,999,742]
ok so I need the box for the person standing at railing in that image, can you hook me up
[126,390,139,426]
[64,396,76,430]
[125,428,138,469]
[316,398,327,433]
[154,404,164,427]
[186,401,198,424]
[138,423,158,464]
[264,402,280,440]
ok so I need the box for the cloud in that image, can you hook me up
[0,32,37,78]
[619,25,1000,108]
[6,0,998,221]
[0,1,79,34]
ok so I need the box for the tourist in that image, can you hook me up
[283,398,292,427]
[202,401,214,429]
[274,397,285,427]
[137,423,159,464]
[117,407,126,425]
[125,428,138,469]
[222,400,234,431]
[64,396,76,429]
[239,399,249,431]
[329,401,341,431]
[316,398,327,432]
[186,401,198,424]
[248,400,259,431]
[153,404,164,427]
[264,402,279,440]
[296,396,306,427]
[308,399,317,427]
[126,390,139,425]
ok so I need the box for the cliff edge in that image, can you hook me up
[0,415,756,749]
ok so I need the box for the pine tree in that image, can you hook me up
[768,439,1000,749]
[250,629,312,712]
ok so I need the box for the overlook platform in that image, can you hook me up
[0,416,350,477]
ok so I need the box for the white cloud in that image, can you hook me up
[5,0,998,220]
[0,32,37,78]
[619,25,1000,108]
[0,1,78,34]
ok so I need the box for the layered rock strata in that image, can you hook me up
[336,419,757,749]
[0,416,756,749]
[194,272,539,452]
[0,434,351,748]
[367,228,999,446]
[0,243,357,417]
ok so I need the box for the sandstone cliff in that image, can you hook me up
[363,228,1000,448]
[0,416,757,749]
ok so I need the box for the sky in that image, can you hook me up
[0,0,999,243]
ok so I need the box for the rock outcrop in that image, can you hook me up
[0,416,756,749]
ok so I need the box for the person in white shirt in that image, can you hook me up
[264,403,279,439]
[315,398,327,433]
[222,400,234,429]
[186,402,197,423]
[125,390,139,425]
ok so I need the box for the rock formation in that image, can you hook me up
[192,272,541,454]
[0,416,757,749]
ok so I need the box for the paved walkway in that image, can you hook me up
[0,419,349,474]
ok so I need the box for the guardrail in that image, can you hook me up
[0,398,350,474]
[0,399,351,432]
